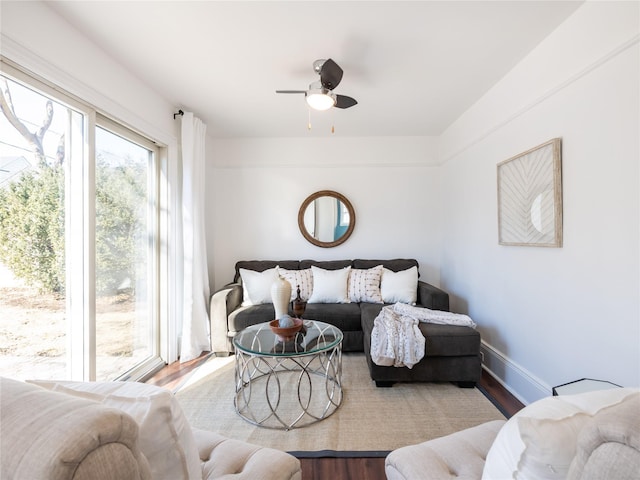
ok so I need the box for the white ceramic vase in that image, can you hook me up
[271,274,292,319]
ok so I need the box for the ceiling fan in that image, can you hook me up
[276,59,358,111]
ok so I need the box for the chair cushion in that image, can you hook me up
[193,429,301,480]
[386,420,504,480]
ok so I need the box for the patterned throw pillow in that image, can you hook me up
[348,265,384,303]
[278,268,313,301]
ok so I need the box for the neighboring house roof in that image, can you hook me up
[0,156,32,187]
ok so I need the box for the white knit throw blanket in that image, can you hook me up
[370,303,477,368]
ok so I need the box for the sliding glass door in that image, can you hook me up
[94,123,158,380]
[0,62,163,381]
[0,72,74,379]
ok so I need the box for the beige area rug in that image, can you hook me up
[175,353,505,453]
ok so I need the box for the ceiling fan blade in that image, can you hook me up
[320,59,343,90]
[276,90,306,94]
[334,94,357,109]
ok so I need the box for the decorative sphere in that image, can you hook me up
[278,315,294,327]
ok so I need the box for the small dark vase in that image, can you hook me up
[292,285,307,318]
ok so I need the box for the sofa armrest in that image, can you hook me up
[417,280,450,311]
[385,420,504,480]
[210,282,243,354]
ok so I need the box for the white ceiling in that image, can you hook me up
[47,1,583,138]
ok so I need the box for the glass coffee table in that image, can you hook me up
[233,319,343,430]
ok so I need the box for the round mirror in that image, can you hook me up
[298,190,356,248]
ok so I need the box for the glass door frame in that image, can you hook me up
[1,60,166,381]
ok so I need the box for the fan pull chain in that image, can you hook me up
[306,108,336,133]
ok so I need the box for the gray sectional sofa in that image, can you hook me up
[210,259,482,387]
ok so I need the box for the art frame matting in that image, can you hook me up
[497,138,562,247]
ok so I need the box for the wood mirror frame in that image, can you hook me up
[298,190,356,248]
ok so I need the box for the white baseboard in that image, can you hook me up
[480,341,551,405]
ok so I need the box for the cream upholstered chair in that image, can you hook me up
[386,388,639,480]
[0,377,301,480]
[385,420,505,480]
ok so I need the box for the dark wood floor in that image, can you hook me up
[147,355,524,480]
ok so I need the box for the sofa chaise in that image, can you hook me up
[0,377,301,480]
[385,387,640,480]
[210,259,482,387]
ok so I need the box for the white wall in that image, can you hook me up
[205,136,443,289]
[6,1,638,403]
[0,1,177,144]
[1,1,182,362]
[439,1,640,403]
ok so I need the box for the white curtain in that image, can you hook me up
[179,112,211,362]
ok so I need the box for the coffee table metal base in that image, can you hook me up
[234,347,342,430]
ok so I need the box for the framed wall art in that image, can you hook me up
[497,138,562,247]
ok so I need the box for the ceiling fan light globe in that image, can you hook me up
[306,92,335,111]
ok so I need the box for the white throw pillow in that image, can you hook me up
[381,266,418,304]
[348,265,384,303]
[482,388,638,480]
[308,265,351,303]
[278,268,313,301]
[239,267,279,306]
[28,380,202,480]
